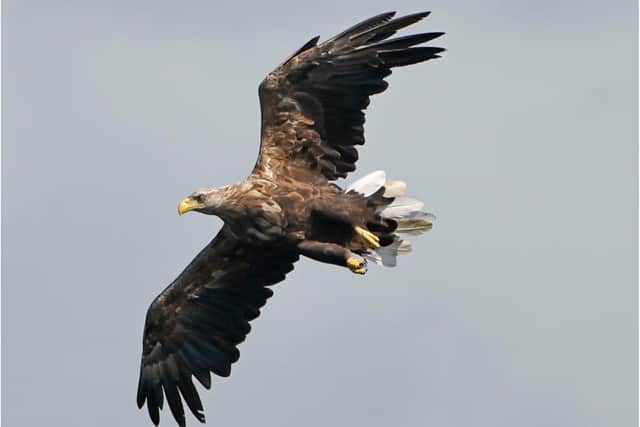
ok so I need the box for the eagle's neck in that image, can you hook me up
[202,182,249,222]
[210,179,284,243]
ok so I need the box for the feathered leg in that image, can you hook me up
[297,240,367,274]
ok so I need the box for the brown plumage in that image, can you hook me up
[137,11,444,427]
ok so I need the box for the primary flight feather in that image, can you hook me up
[137,11,444,426]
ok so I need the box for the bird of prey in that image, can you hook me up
[137,11,444,427]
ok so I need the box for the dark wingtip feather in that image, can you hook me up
[194,369,212,389]
[353,11,434,45]
[136,373,146,408]
[148,401,160,426]
[390,11,431,25]
[163,383,186,427]
[357,32,446,52]
[193,412,206,424]
[179,378,206,423]
[412,10,431,19]
[295,35,320,55]
[283,35,320,66]
[379,46,446,67]
[328,11,396,42]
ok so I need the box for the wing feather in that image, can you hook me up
[136,226,298,426]
[254,11,445,181]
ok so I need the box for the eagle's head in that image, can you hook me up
[177,187,226,216]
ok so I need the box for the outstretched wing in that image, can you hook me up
[136,226,298,426]
[255,11,444,182]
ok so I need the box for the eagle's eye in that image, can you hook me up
[192,194,205,203]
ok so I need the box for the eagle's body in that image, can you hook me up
[137,11,444,427]
[200,175,337,243]
[207,174,391,251]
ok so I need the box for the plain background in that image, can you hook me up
[2,1,637,426]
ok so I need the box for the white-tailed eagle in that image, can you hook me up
[137,11,444,426]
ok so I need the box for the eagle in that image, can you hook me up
[137,11,444,427]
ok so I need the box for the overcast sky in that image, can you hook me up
[2,1,637,426]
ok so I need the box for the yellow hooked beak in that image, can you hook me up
[178,197,204,215]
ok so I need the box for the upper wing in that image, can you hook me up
[254,11,444,182]
[136,226,298,426]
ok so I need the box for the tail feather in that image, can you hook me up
[364,238,412,267]
[346,170,386,197]
[395,213,435,236]
[382,180,407,197]
[346,170,434,268]
[380,196,424,218]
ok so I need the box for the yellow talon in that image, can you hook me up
[347,256,367,275]
[354,226,380,248]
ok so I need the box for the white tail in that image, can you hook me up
[346,170,387,197]
[346,170,434,267]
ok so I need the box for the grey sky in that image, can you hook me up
[2,1,637,426]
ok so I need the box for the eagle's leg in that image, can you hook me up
[354,226,380,249]
[346,256,368,275]
[296,240,367,275]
